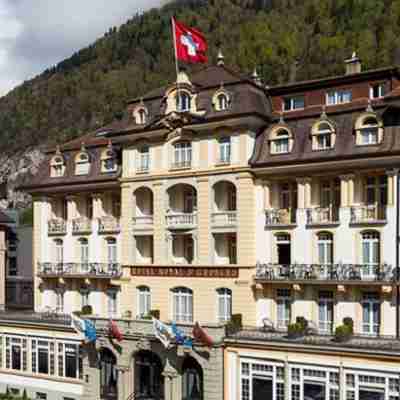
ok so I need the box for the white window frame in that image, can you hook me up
[54,239,63,264]
[218,137,231,164]
[31,339,55,376]
[326,90,352,105]
[217,288,232,323]
[137,286,151,318]
[361,231,380,278]
[276,288,291,329]
[362,292,380,336]
[80,289,89,308]
[137,146,150,172]
[177,92,191,112]
[107,289,118,318]
[217,93,228,111]
[318,291,334,334]
[317,233,333,266]
[172,287,193,323]
[5,336,27,372]
[283,96,305,111]
[56,290,65,313]
[75,153,90,176]
[173,142,192,168]
[272,134,290,154]
[57,342,81,380]
[79,238,89,272]
[107,238,117,266]
[360,121,379,145]
[314,122,333,150]
[369,83,385,99]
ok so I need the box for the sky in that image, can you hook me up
[0,0,166,96]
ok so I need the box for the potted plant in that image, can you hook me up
[334,317,354,342]
[226,313,243,334]
[81,305,93,315]
[287,317,308,339]
[149,309,160,320]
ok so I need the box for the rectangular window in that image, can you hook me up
[219,137,231,164]
[173,290,193,323]
[8,257,17,276]
[318,291,334,333]
[107,290,118,318]
[6,337,27,372]
[138,287,151,318]
[217,289,232,322]
[326,90,352,105]
[173,142,192,168]
[316,133,331,150]
[283,96,305,111]
[81,291,89,308]
[273,138,289,154]
[370,83,385,99]
[56,291,64,313]
[277,289,291,329]
[58,343,80,379]
[362,292,380,335]
[138,146,150,172]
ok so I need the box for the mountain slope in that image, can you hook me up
[1,0,400,156]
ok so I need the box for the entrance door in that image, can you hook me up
[135,351,164,399]
[252,377,273,400]
[99,349,118,400]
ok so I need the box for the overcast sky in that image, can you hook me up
[0,0,166,96]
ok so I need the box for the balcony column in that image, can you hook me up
[296,177,311,209]
[386,169,398,206]
[263,180,272,209]
[339,362,345,400]
[121,184,133,266]
[191,232,198,264]
[196,176,210,264]
[284,357,290,400]
[66,195,77,220]
[163,359,179,400]
[339,174,355,207]
[0,228,6,311]
[153,181,166,264]
[165,233,173,264]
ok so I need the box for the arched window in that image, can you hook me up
[270,128,292,154]
[216,93,229,111]
[361,231,380,278]
[312,121,335,150]
[218,137,231,164]
[182,357,203,400]
[99,349,118,400]
[173,142,192,168]
[78,238,89,272]
[356,115,382,145]
[137,286,151,318]
[172,287,193,323]
[177,92,191,112]
[317,232,333,266]
[50,154,65,178]
[101,147,117,173]
[75,151,90,175]
[216,288,232,322]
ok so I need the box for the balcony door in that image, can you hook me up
[276,234,291,265]
[252,377,272,400]
[184,190,196,214]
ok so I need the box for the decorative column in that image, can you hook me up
[0,227,6,311]
[339,362,345,400]
[263,180,272,209]
[163,359,179,400]
[165,233,173,264]
[284,356,290,400]
[117,365,130,400]
[191,232,198,265]
[386,169,399,206]
[339,174,355,207]
[196,177,210,264]
[153,181,166,264]
[296,178,306,209]
[66,195,77,220]
[120,184,133,266]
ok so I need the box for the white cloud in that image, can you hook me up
[0,0,166,95]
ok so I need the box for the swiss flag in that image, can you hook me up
[173,17,208,64]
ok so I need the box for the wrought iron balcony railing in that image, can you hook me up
[48,219,67,235]
[350,204,387,224]
[72,217,92,234]
[265,208,296,226]
[166,212,197,228]
[211,211,237,226]
[171,160,192,169]
[132,215,154,226]
[255,263,397,282]
[37,262,122,278]
[306,207,339,225]
[98,216,120,233]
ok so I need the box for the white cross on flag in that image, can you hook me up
[173,17,208,64]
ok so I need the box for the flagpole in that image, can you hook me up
[171,17,180,107]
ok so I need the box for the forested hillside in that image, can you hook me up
[1,0,400,155]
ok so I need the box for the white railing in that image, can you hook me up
[132,215,154,226]
[72,217,92,233]
[38,262,122,277]
[166,213,197,227]
[265,208,296,225]
[48,219,67,235]
[98,216,120,233]
[211,211,237,226]
[350,204,387,223]
[306,207,339,224]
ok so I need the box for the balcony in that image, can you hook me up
[72,217,92,234]
[211,211,237,228]
[48,219,67,235]
[306,207,339,226]
[265,208,296,228]
[350,204,387,225]
[166,213,197,229]
[132,216,154,230]
[98,216,120,234]
[171,160,191,170]
[37,262,122,278]
[255,263,396,284]
[0,311,72,328]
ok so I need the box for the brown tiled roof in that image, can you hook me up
[251,100,400,167]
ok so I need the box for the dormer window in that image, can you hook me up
[101,144,117,173]
[358,117,380,145]
[75,148,90,175]
[370,83,385,99]
[133,107,148,125]
[217,93,228,111]
[283,96,304,111]
[50,153,65,178]
[176,92,191,112]
[326,90,352,106]
[312,121,335,151]
[270,128,292,154]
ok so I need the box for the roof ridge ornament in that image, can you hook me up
[217,49,224,66]
[55,145,61,155]
[252,67,262,86]
[366,99,374,113]
[320,105,327,119]
[80,142,86,152]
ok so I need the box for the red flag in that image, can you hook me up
[173,18,208,64]
[109,320,123,342]
[192,322,213,347]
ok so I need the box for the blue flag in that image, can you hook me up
[171,322,186,344]
[84,319,97,343]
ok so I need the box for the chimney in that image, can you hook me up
[344,51,361,75]
[217,49,224,66]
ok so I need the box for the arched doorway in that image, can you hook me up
[99,348,118,400]
[182,357,203,400]
[134,350,164,399]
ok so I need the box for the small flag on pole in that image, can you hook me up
[71,314,97,343]
[192,322,214,347]
[108,319,123,342]
[172,17,208,64]
[152,318,173,348]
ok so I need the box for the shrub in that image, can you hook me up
[226,313,243,334]
[81,305,93,315]
[343,317,354,333]
[149,309,160,320]
[296,316,308,331]
[334,324,352,342]
[287,322,305,339]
